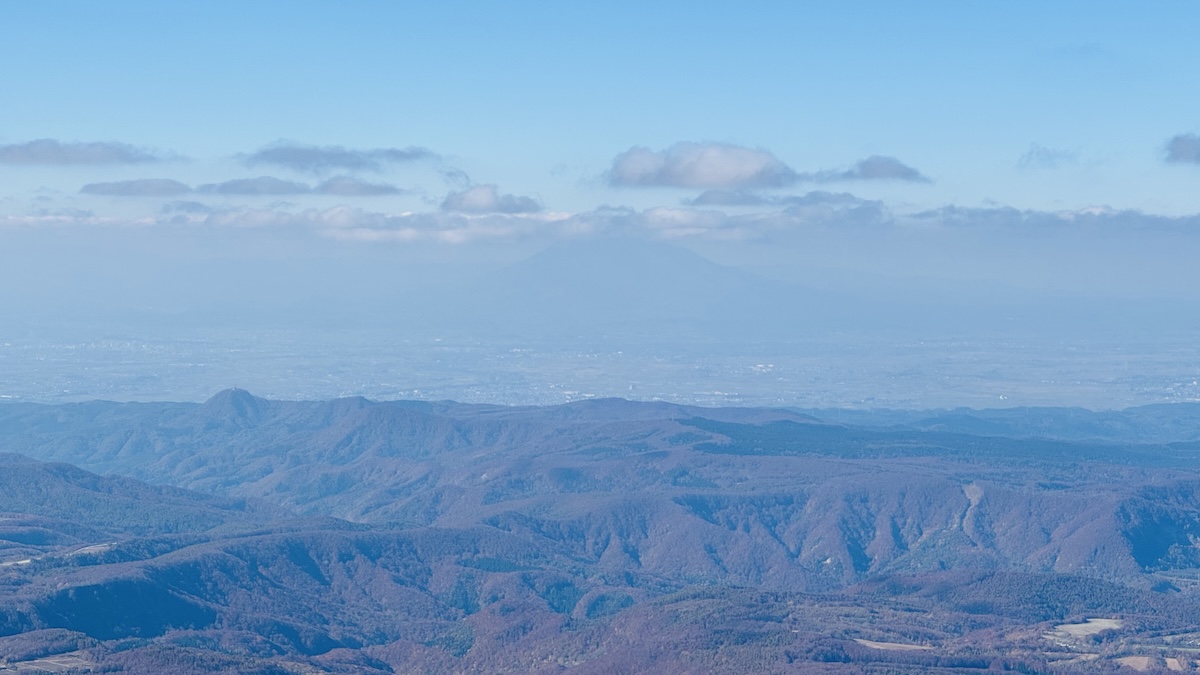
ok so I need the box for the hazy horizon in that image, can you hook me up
[4,2,1200,410]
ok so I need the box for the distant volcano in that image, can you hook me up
[405,237,860,338]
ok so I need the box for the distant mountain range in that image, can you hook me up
[23,236,1194,338]
[1,392,1199,672]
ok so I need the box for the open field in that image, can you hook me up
[1053,618,1124,638]
[853,639,934,651]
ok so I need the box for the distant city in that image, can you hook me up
[4,324,1197,409]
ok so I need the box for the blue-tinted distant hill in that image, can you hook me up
[804,402,1200,444]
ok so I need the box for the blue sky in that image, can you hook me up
[4,2,1199,205]
[3,2,1200,306]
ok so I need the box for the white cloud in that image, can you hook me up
[441,185,542,213]
[197,177,311,195]
[686,190,879,209]
[641,207,731,238]
[910,204,1200,232]
[206,204,562,244]
[242,142,436,174]
[1017,144,1078,170]
[1,212,156,228]
[0,139,165,165]
[81,179,192,196]
[202,207,302,228]
[1166,134,1200,164]
[314,176,406,196]
[811,155,930,182]
[608,144,929,188]
[608,142,798,189]
[12,190,1200,249]
[80,176,406,197]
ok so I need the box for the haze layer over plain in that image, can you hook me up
[3,3,1200,408]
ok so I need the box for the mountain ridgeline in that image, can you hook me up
[1,391,1200,672]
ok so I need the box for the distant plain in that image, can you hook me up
[4,325,1198,410]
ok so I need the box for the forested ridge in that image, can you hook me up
[1,392,1199,672]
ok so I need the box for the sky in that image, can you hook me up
[4,2,1199,210]
[3,2,1200,406]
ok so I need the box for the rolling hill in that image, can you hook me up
[1,393,1200,672]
